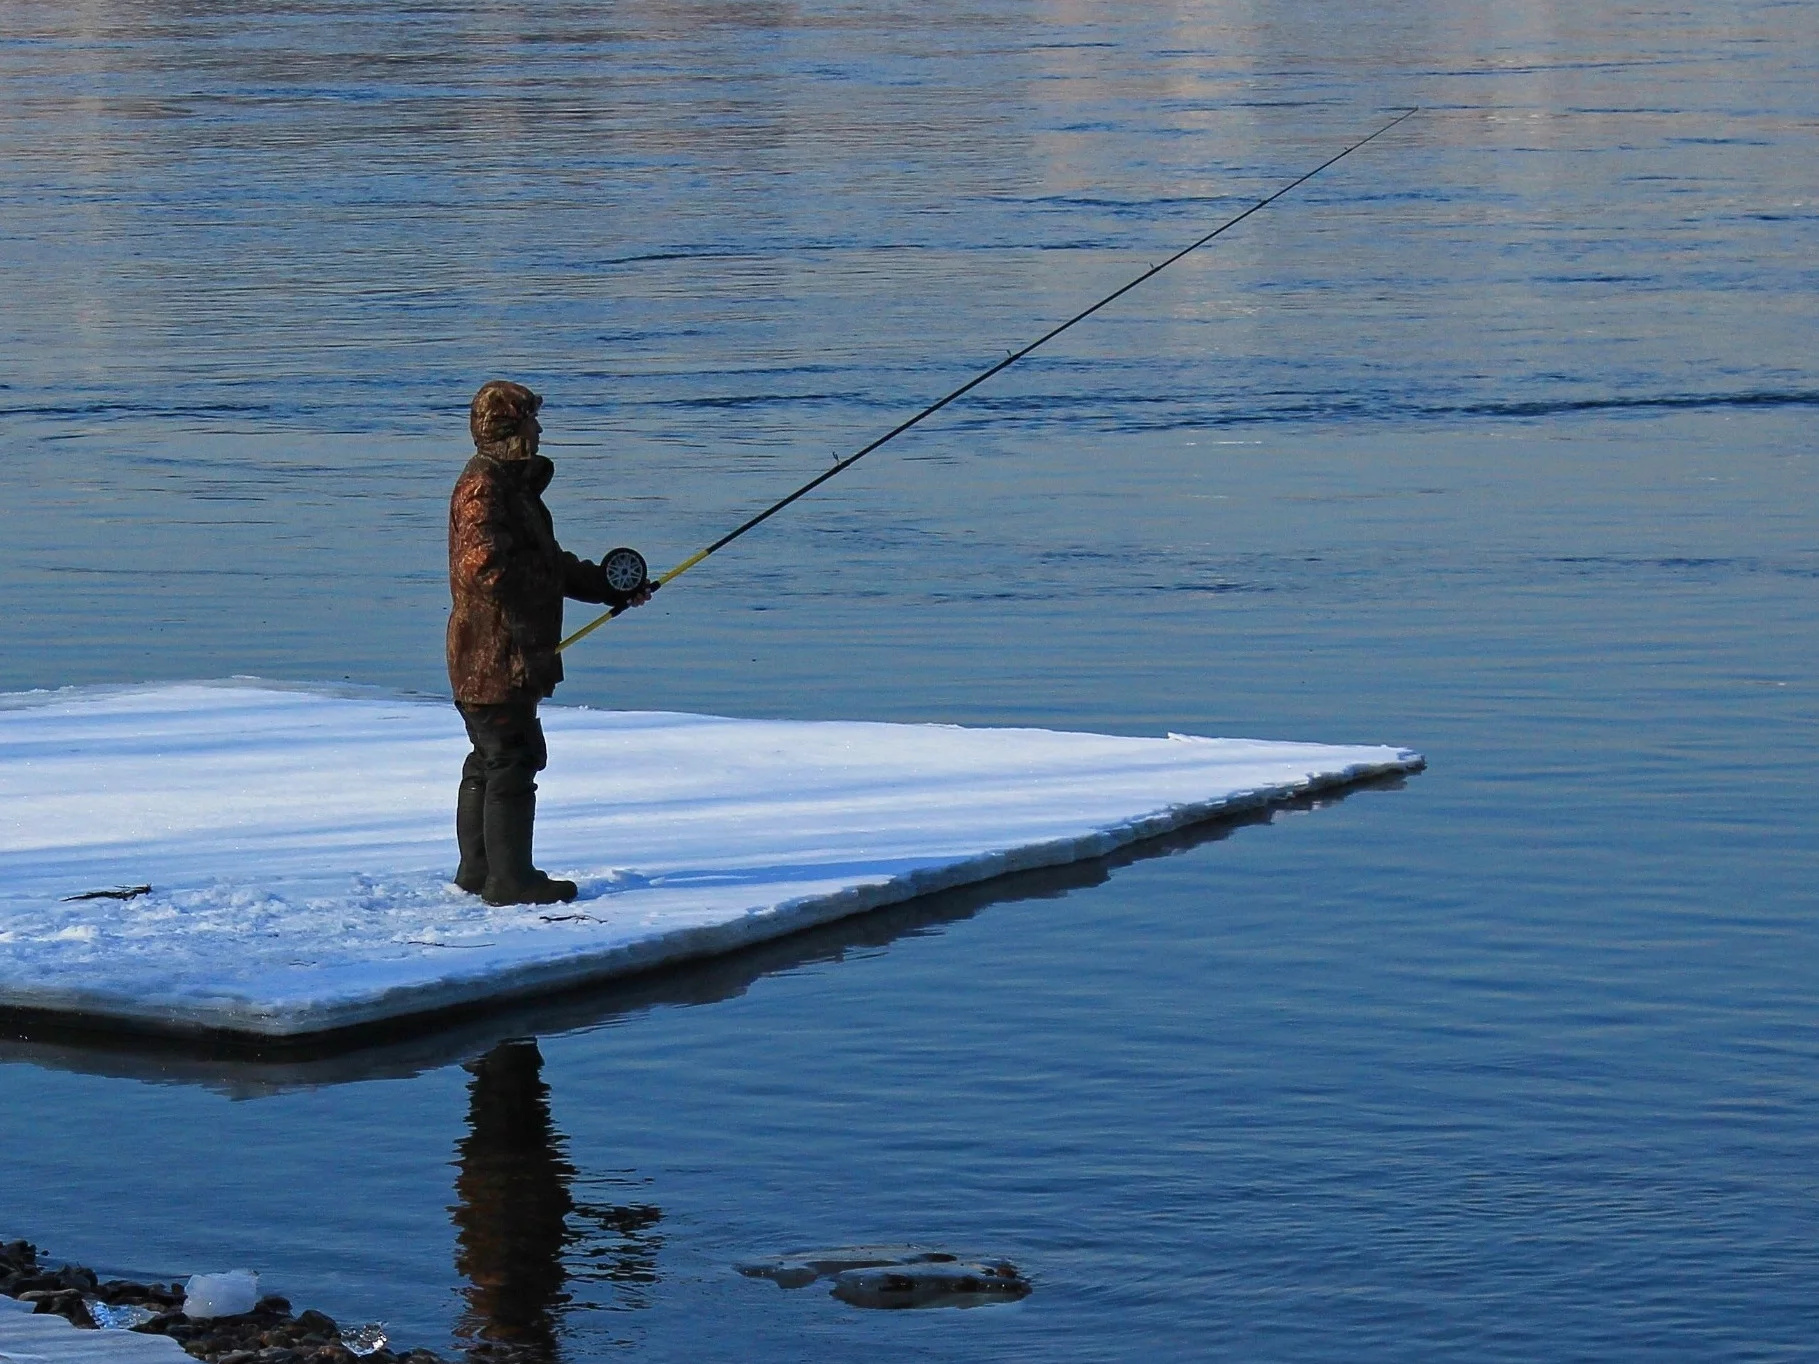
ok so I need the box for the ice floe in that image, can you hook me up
[0,681,1420,1038]
[0,1300,190,1362]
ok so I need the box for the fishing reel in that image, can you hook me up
[601,546,650,596]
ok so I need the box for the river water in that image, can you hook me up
[2,1,1816,1359]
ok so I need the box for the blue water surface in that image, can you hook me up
[1,1,1815,1359]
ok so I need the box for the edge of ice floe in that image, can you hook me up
[0,750,1422,1042]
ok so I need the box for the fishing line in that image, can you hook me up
[558,106,1419,653]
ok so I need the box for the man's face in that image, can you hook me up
[520,413,542,457]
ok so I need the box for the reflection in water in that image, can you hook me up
[452,1040,574,1360]
[565,1174,663,1317]
[451,1040,664,1360]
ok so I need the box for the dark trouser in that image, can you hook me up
[459,698,548,802]
[455,698,549,893]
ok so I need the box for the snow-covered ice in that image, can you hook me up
[0,1300,191,1362]
[0,681,1421,1038]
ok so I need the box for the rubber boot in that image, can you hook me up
[454,776,489,894]
[481,790,577,906]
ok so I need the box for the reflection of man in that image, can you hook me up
[453,1040,573,1359]
[447,381,652,905]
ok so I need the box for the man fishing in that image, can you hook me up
[445,117,1415,906]
[447,380,653,905]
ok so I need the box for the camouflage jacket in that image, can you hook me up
[446,451,628,705]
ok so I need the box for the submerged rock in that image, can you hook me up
[737,1246,1031,1309]
[831,1260,1031,1309]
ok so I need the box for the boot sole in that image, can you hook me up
[481,879,578,907]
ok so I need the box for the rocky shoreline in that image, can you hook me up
[1,1240,464,1364]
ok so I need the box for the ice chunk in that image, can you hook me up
[85,1302,158,1330]
[339,1324,387,1356]
[0,681,1421,1038]
[181,1271,258,1320]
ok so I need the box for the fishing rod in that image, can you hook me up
[559,106,1420,653]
